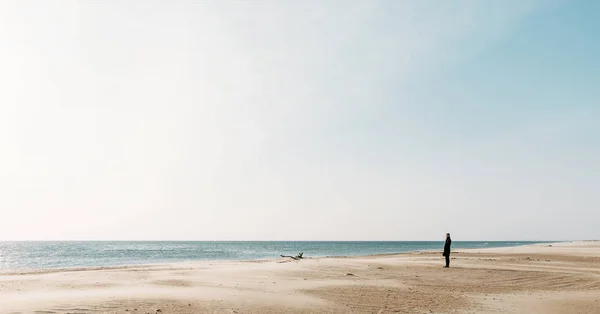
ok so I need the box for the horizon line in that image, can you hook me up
[0,239,571,242]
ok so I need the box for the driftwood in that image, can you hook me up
[280,252,304,260]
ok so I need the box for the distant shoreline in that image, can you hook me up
[0,240,561,275]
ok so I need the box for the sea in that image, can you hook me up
[0,241,548,271]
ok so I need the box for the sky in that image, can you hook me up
[0,0,598,241]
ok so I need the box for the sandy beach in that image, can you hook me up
[1,241,598,313]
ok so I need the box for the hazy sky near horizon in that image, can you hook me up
[1,0,598,241]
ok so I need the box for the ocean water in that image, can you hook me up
[0,241,547,271]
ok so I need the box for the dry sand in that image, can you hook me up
[1,241,599,313]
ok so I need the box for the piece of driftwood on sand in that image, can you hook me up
[280,252,304,260]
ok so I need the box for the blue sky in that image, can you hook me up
[0,0,597,241]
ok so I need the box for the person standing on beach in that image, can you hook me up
[443,233,452,268]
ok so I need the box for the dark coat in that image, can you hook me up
[443,238,452,256]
